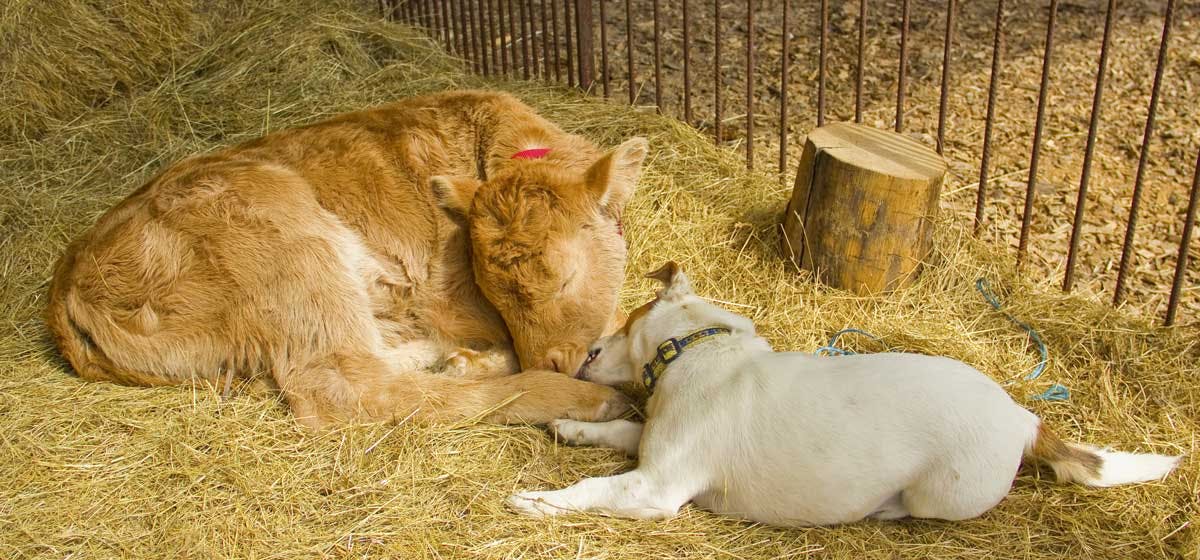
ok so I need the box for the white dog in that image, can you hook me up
[506,262,1181,526]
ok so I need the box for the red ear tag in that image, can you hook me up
[617,220,624,237]
[512,148,551,160]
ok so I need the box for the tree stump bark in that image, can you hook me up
[780,123,948,294]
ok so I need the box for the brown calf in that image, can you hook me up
[45,90,646,428]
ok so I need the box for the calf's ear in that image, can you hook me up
[430,175,483,221]
[585,137,648,214]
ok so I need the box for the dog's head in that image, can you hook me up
[575,261,755,386]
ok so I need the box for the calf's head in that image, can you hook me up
[432,137,648,374]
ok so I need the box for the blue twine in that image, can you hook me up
[811,281,1068,402]
[813,328,890,356]
[1030,383,1071,401]
[974,278,1068,402]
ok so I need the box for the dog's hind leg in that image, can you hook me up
[548,419,643,456]
[506,470,690,520]
[868,493,910,520]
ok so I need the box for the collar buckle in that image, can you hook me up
[640,327,731,393]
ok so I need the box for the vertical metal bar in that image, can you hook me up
[530,0,541,79]
[519,0,531,78]
[714,0,722,143]
[446,0,457,54]
[576,0,595,89]
[1114,0,1175,304]
[453,0,467,61]
[437,0,449,46]
[600,0,611,97]
[471,0,485,75]
[855,0,865,123]
[817,0,827,127]
[528,0,539,78]
[683,0,693,122]
[974,0,1005,236]
[479,0,493,76]
[895,0,909,132]
[487,0,500,73]
[1016,0,1059,269]
[553,0,563,82]
[1063,0,1117,292]
[652,0,663,112]
[541,0,551,78]
[779,0,790,173]
[445,0,455,49]
[746,0,754,169]
[1165,149,1200,326]
[508,0,520,76]
[535,0,544,77]
[457,0,471,69]
[937,0,957,154]
[624,0,633,101]
[499,0,510,74]
[565,0,576,87]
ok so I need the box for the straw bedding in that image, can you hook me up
[0,1,1195,558]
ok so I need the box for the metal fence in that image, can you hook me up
[380,0,1199,327]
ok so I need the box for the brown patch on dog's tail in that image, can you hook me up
[1025,423,1103,484]
[1025,422,1181,487]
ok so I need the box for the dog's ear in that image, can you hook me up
[645,260,692,300]
[430,175,482,222]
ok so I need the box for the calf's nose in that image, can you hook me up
[540,345,586,375]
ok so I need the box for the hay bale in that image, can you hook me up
[0,0,199,140]
[0,1,1195,558]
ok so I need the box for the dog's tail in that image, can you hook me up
[1023,422,1181,487]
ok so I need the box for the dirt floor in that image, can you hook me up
[490,0,1200,324]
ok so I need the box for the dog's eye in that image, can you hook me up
[584,348,600,364]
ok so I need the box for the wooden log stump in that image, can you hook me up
[781,123,948,294]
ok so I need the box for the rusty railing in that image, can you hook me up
[382,0,1197,326]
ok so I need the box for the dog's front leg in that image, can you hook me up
[549,419,643,456]
[507,470,688,520]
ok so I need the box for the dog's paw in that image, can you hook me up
[548,419,586,445]
[588,389,631,422]
[506,491,565,517]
